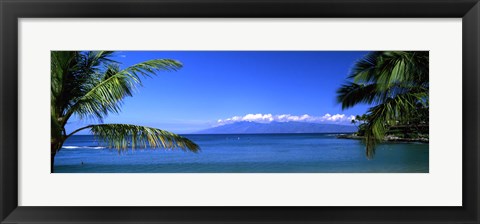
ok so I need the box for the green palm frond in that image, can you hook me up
[336,82,379,109]
[70,124,199,152]
[362,92,423,158]
[51,51,76,117]
[337,51,429,158]
[349,51,382,82]
[66,59,182,121]
[51,51,119,123]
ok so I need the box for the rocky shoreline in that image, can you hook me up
[337,133,429,143]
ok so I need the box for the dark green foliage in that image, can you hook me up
[337,51,429,158]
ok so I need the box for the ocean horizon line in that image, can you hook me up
[72,132,357,136]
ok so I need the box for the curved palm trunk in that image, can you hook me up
[51,137,64,173]
[51,152,55,173]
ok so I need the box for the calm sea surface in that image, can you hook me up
[54,134,429,173]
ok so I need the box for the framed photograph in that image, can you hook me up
[1,0,479,223]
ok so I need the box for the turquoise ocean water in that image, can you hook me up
[54,134,429,173]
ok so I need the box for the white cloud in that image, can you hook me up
[216,113,357,126]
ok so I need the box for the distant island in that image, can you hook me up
[194,121,357,134]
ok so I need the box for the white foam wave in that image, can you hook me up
[62,146,106,149]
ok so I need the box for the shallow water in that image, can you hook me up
[54,134,428,173]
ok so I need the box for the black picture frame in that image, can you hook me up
[1,0,479,223]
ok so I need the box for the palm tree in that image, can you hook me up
[51,51,199,172]
[337,51,429,158]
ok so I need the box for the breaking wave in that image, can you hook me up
[62,146,106,149]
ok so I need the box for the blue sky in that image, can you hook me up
[66,51,370,134]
